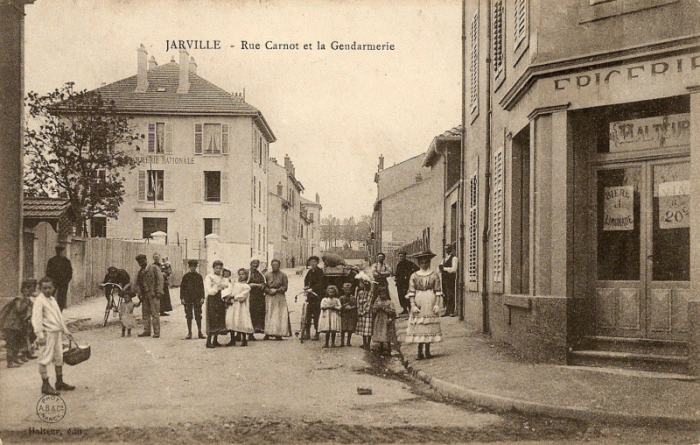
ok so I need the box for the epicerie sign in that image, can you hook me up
[609,114,690,152]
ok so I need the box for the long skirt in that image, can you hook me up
[249,290,266,333]
[160,285,173,312]
[340,309,358,333]
[226,300,254,334]
[264,294,292,337]
[355,311,373,337]
[205,291,228,335]
[404,289,442,344]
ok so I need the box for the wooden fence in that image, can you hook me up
[67,238,184,307]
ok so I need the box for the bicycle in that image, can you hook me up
[102,283,124,327]
[294,289,317,343]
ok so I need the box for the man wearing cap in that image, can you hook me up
[180,260,205,339]
[134,254,164,338]
[395,251,419,316]
[439,243,458,317]
[371,252,393,301]
[45,245,73,311]
[303,255,325,340]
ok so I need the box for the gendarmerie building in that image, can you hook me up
[462,0,700,374]
[93,45,275,261]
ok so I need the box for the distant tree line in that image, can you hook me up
[320,215,372,249]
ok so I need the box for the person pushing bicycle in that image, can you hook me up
[100,267,131,309]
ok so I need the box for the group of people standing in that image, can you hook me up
[199,258,292,349]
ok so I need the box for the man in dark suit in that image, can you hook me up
[395,251,419,315]
[45,245,73,311]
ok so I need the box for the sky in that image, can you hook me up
[24,0,462,221]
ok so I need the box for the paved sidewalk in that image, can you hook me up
[396,316,700,428]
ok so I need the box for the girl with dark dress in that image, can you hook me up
[339,282,357,347]
[204,260,229,348]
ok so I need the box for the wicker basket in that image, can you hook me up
[63,339,91,366]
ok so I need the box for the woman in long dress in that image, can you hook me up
[263,259,292,340]
[224,268,254,346]
[404,250,443,359]
[247,259,267,339]
[204,260,229,348]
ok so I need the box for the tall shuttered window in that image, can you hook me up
[468,170,479,286]
[148,122,172,154]
[492,147,504,284]
[469,12,479,118]
[493,1,505,88]
[194,123,229,155]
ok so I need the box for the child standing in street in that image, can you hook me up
[339,282,357,347]
[31,276,75,395]
[118,291,139,337]
[180,259,206,340]
[319,285,341,348]
[0,279,35,367]
[223,268,253,347]
[372,286,397,355]
[354,272,374,350]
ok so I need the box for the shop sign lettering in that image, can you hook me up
[658,180,690,229]
[553,55,700,93]
[604,186,634,231]
[609,114,690,152]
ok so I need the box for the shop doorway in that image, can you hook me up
[594,158,689,341]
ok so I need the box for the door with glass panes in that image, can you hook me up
[594,158,689,341]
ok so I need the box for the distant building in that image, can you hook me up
[301,194,322,258]
[372,153,443,268]
[267,155,312,267]
[89,45,275,262]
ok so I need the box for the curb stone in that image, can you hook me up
[399,352,700,429]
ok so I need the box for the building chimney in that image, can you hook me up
[315,193,320,204]
[176,49,190,94]
[149,55,158,70]
[189,56,197,74]
[284,154,291,171]
[378,154,384,171]
[136,44,148,93]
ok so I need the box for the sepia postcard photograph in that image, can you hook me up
[1,0,700,444]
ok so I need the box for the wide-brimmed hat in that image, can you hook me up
[412,250,437,260]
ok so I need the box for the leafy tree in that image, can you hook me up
[24,83,141,236]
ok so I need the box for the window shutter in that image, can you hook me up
[222,124,229,154]
[468,169,479,285]
[492,147,505,283]
[148,123,155,153]
[221,171,229,202]
[138,170,146,201]
[253,176,257,206]
[165,123,173,154]
[514,0,528,49]
[194,174,202,203]
[213,218,221,235]
[493,1,505,84]
[194,123,202,154]
[165,169,174,201]
[470,12,479,116]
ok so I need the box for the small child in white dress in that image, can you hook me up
[319,285,341,348]
[223,268,254,347]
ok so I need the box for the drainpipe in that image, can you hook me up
[481,0,492,335]
[459,0,467,321]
